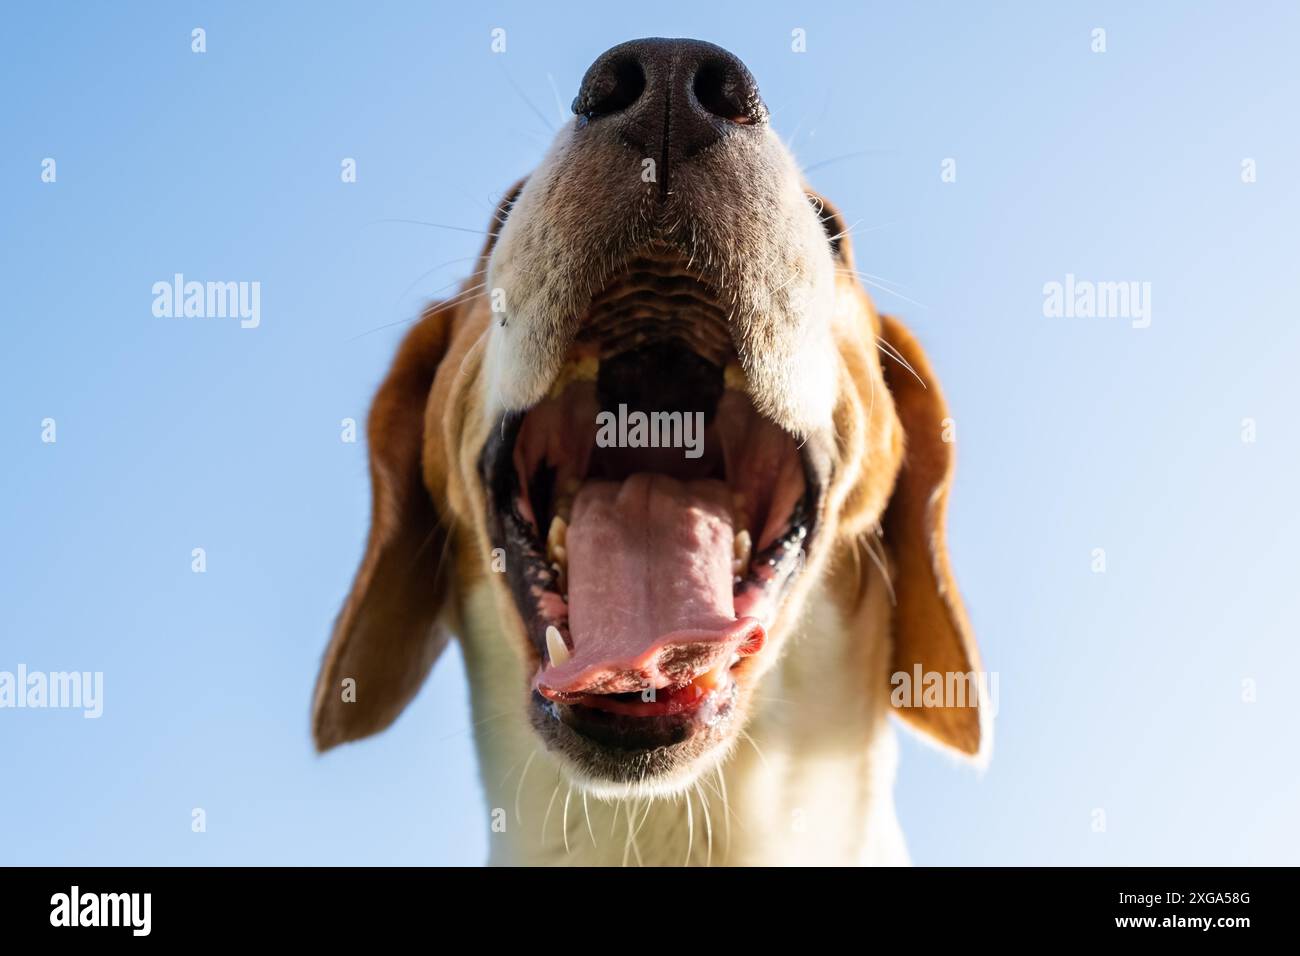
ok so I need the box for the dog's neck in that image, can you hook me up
[456,567,908,866]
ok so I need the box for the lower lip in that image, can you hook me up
[567,666,735,718]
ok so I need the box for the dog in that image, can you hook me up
[312,38,988,865]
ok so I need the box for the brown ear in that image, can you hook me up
[878,314,989,762]
[311,303,456,752]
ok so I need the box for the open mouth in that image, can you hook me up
[481,248,821,758]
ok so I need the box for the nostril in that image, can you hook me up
[692,60,763,125]
[572,57,646,120]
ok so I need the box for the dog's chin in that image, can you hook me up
[526,668,751,798]
[478,247,828,795]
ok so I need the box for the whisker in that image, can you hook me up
[826,218,863,244]
[514,750,537,827]
[541,778,562,846]
[715,767,734,850]
[499,63,556,135]
[854,268,913,290]
[683,790,695,866]
[345,282,487,342]
[875,335,928,388]
[393,260,483,310]
[861,277,928,310]
[738,728,771,771]
[802,148,897,175]
[865,324,878,451]
[546,72,569,125]
[633,796,653,838]
[764,268,803,305]
[432,708,514,742]
[786,88,831,154]
[696,782,714,868]
[364,217,491,236]
[863,533,896,605]
[497,749,532,795]
[562,785,573,855]
[630,800,648,867]
[621,801,635,867]
[845,270,923,319]
[582,790,598,848]
[832,221,902,237]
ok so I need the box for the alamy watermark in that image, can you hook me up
[152,273,261,329]
[50,886,150,936]
[890,666,999,717]
[1043,273,1151,329]
[595,404,705,460]
[0,665,103,718]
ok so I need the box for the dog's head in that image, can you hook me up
[312,39,986,796]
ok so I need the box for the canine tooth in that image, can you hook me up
[732,529,752,576]
[546,515,568,563]
[546,356,600,398]
[731,493,750,531]
[546,625,571,666]
[553,480,579,522]
[724,362,748,392]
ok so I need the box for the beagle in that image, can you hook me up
[312,38,988,866]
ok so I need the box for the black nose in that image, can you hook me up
[572,38,766,178]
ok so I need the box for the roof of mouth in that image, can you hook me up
[576,250,733,366]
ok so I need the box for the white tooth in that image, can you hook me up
[546,625,571,666]
[732,529,752,576]
[546,516,568,565]
[547,356,600,398]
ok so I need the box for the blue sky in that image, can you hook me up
[2,1,1298,865]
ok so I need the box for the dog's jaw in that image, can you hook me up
[457,568,909,866]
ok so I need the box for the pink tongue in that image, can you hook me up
[536,473,764,697]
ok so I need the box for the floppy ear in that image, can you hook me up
[878,314,989,761]
[312,183,528,752]
[311,303,457,752]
